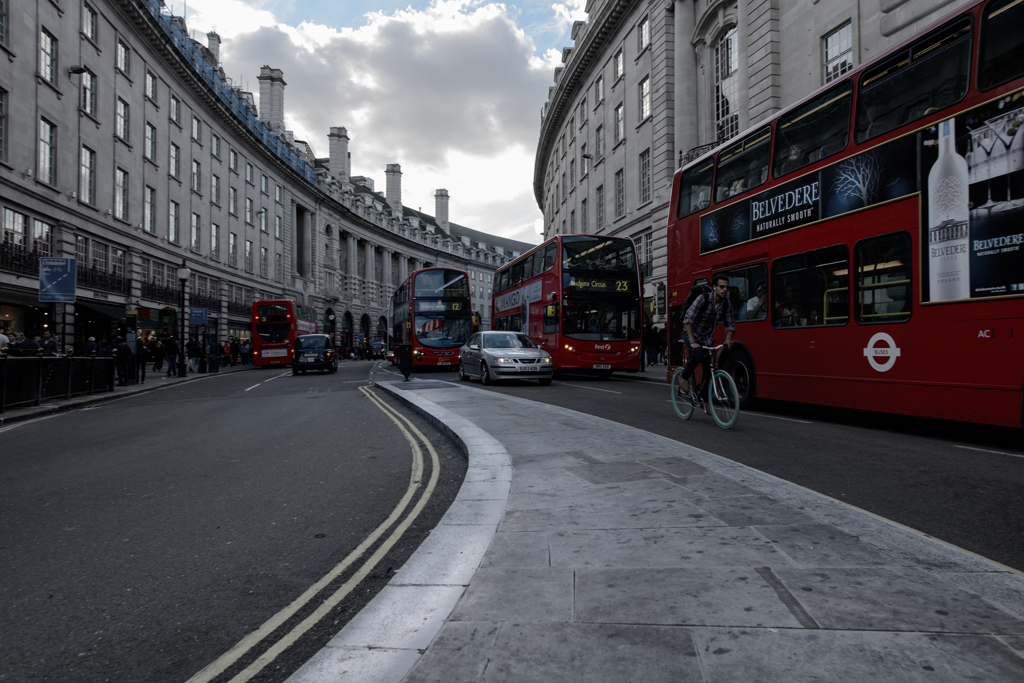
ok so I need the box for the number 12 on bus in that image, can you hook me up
[252,299,319,366]
[491,235,643,376]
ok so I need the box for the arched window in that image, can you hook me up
[715,27,739,143]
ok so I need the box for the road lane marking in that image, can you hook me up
[741,412,814,424]
[560,383,622,394]
[244,384,261,392]
[954,445,1023,459]
[185,387,439,683]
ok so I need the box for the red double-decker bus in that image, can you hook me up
[667,0,1023,428]
[251,299,318,367]
[392,268,473,368]
[491,235,642,377]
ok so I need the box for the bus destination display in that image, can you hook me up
[415,300,464,313]
[565,276,636,293]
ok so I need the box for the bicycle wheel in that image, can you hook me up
[709,370,740,429]
[671,368,694,419]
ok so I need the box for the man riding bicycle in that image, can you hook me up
[678,274,736,409]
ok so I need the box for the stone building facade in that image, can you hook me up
[535,0,971,325]
[0,0,530,352]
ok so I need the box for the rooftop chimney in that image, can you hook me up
[206,32,221,65]
[385,164,402,217]
[435,189,450,231]
[257,66,286,131]
[328,127,349,182]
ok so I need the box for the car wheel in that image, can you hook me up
[539,378,552,386]
[458,361,470,381]
[292,366,298,376]
[480,362,491,385]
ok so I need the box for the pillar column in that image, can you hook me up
[674,0,698,159]
[736,0,750,132]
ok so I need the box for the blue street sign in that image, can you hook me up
[189,308,208,324]
[39,258,77,302]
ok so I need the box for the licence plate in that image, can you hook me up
[304,353,318,358]
[436,360,451,365]
[593,364,611,370]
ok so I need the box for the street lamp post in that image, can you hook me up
[177,259,191,377]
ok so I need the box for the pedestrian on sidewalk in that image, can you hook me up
[230,338,240,366]
[186,336,202,372]
[165,337,180,377]
[114,336,132,386]
[136,334,149,384]
[41,331,59,355]
[657,326,667,364]
[78,336,98,357]
[148,335,163,371]
[643,324,659,366]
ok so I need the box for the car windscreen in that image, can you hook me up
[295,336,328,349]
[256,323,291,343]
[482,333,538,349]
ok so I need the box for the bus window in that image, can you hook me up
[511,261,524,286]
[771,245,849,328]
[855,17,971,143]
[855,232,912,324]
[719,264,769,321]
[543,303,559,334]
[543,242,557,272]
[773,80,852,178]
[531,249,546,278]
[496,269,508,292]
[677,158,713,218]
[979,0,1024,90]
[562,236,637,271]
[714,127,771,202]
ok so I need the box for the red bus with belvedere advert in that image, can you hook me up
[251,299,319,367]
[392,268,473,368]
[491,235,642,377]
[666,0,1024,428]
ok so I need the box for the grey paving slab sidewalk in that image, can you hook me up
[289,379,1024,683]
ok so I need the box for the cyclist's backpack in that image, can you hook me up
[682,282,714,318]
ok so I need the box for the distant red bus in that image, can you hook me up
[490,235,642,377]
[666,0,1024,427]
[251,299,319,367]
[392,268,473,368]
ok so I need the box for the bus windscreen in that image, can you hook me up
[256,323,291,343]
[414,269,469,297]
[414,311,472,349]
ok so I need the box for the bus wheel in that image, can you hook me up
[480,362,492,385]
[724,351,756,410]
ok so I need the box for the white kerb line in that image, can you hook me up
[954,444,1023,459]
[244,384,261,392]
[560,383,622,394]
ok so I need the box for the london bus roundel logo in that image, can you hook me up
[863,333,901,373]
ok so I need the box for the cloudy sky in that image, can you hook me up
[174,0,589,246]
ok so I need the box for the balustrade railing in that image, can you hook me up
[227,301,249,316]
[142,281,181,305]
[78,265,131,295]
[0,242,41,276]
[189,293,222,310]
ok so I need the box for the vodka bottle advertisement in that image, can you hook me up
[927,118,971,302]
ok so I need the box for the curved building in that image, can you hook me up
[535,0,970,325]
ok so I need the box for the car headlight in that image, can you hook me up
[494,357,514,364]
[540,357,552,364]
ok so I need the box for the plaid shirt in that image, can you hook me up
[682,293,736,346]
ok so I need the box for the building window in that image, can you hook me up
[596,125,604,159]
[0,90,6,162]
[229,233,237,267]
[229,149,238,172]
[561,171,567,201]
[116,99,129,141]
[144,186,155,232]
[595,74,604,104]
[615,169,625,218]
[81,70,96,116]
[824,22,853,83]
[170,95,180,123]
[638,16,650,51]
[570,158,575,186]
[115,168,128,220]
[229,187,237,215]
[245,240,253,272]
[580,143,588,176]
[639,149,651,204]
[145,71,156,100]
[275,215,282,238]
[715,27,740,142]
[38,119,56,185]
[581,198,588,232]
[169,200,179,242]
[2,210,25,247]
[245,162,253,183]
[211,134,220,158]
[92,242,109,272]
[596,185,605,230]
[639,76,650,120]
[275,253,282,281]
[570,209,575,233]
[210,223,220,260]
[245,197,253,223]
[83,4,98,42]
[191,160,201,193]
[613,49,624,81]
[169,143,179,178]
[191,213,201,251]
[74,234,88,264]
[116,41,130,74]
[614,103,624,143]
[211,174,220,205]
[144,123,156,161]
[260,247,268,277]
[192,116,201,142]
[261,174,268,194]
[80,146,95,204]
[259,208,267,232]
[40,29,57,84]
[34,220,53,258]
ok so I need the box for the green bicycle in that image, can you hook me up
[671,344,741,429]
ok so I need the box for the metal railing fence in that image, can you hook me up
[0,353,116,413]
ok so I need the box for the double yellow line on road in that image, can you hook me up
[186,385,441,683]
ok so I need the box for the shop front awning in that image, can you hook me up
[75,300,128,320]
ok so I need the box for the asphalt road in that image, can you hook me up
[0,362,466,683]
[439,366,1024,573]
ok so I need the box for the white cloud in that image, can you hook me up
[184,0,555,246]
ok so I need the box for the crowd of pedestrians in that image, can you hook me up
[642,324,667,366]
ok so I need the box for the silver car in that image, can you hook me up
[459,331,553,386]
